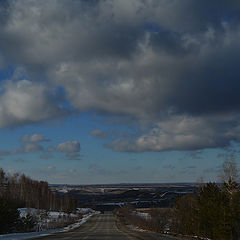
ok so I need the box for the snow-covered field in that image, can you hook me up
[0,208,99,240]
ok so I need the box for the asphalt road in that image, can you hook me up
[30,213,135,240]
[29,213,179,240]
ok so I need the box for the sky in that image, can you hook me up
[0,0,240,184]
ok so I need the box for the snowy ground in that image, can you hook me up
[76,208,94,214]
[19,208,81,219]
[0,208,99,240]
[132,211,151,220]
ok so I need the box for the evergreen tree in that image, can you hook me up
[173,158,240,240]
[0,198,20,234]
[173,194,198,235]
[20,213,36,232]
[197,182,231,240]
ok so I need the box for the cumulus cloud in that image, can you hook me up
[56,141,80,153]
[0,0,239,118]
[0,1,240,151]
[106,115,240,152]
[0,80,67,128]
[0,131,81,159]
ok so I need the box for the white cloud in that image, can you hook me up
[106,115,240,152]
[0,80,67,128]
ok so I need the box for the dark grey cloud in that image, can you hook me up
[0,1,240,151]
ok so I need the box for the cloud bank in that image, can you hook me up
[0,0,240,151]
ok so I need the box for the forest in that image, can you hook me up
[118,159,240,240]
[0,168,78,234]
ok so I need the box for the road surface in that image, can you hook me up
[29,212,178,240]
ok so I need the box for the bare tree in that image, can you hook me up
[220,157,238,183]
[219,157,239,196]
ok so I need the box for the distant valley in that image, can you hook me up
[51,183,197,211]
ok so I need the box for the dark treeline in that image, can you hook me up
[0,168,79,234]
[118,159,240,240]
[174,181,240,240]
[0,168,77,212]
[173,159,240,240]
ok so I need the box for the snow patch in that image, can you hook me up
[133,211,151,220]
[57,189,68,194]
[0,210,99,240]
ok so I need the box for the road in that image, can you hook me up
[29,212,178,240]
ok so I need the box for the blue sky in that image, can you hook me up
[0,0,239,184]
[0,117,232,184]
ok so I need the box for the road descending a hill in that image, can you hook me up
[30,212,178,240]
